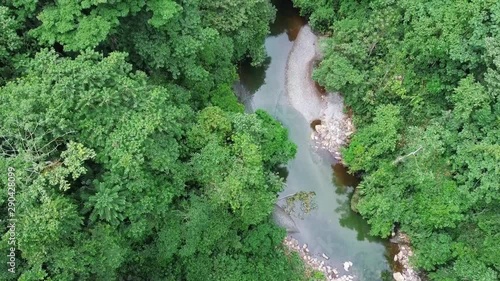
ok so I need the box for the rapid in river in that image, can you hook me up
[235,1,393,280]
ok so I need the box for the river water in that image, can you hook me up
[236,1,393,280]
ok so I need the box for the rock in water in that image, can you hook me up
[393,272,405,281]
[272,204,299,233]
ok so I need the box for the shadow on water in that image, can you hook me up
[333,163,382,243]
[333,163,360,188]
[237,0,305,96]
[274,165,290,181]
[333,163,396,280]
[270,0,306,39]
[237,57,270,95]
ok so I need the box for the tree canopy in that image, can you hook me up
[0,1,310,280]
[294,0,500,279]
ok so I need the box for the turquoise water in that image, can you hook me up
[236,1,393,280]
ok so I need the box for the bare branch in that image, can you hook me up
[393,146,423,165]
[38,130,76,152]
[278,192,297,201]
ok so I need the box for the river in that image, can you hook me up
[235,1,393,280]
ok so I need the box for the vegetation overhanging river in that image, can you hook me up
[235,1,393,280]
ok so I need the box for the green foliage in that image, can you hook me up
[86,183,127,225]
[210,84,245,113]
[298,0,500,279]
[0,6,306,276]
[0,6,21,57]
[29,0,179,51]
[254,110,298,167]
[292,0,335,32]
[188,107,296,225]
[200,0,276,66]
[2,0,275,104]
[0,6,22,85]
[44,142,96,191]
[107,0,275,99]
[343,105,401,172]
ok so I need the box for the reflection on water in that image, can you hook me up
[274,165,290,181]
[236,0,305,97]
[334,191,380,243]
[333,163,360,188]
[388,242,404,273]
[237,57,270,95]
[270,0,306,40]
[333,164,385,242]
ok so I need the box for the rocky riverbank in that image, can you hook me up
[285,25,323,122]
[284,23,421,281]
[285,24,354,162]
[284,236,356,281]
[283,23,361,281]
[311,98,355,162]
[390,232,422,281]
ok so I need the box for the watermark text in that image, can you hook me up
[6,167,16,274]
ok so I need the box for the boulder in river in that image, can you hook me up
[393,272,404,281]
[343,261,351,271]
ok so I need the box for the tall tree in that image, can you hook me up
[295,0,500,279]
[0,48,305,280]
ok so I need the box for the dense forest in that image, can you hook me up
[0,1,314,280]
[293,0,500,280]
[2,0,499,280]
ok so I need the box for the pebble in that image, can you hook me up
[343,261,351,271]
[282,236,359,281]
[283,237,360,281]
[393,272,404,281]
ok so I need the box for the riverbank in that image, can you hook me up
[283,23,419,281]
[237,2,392,278]
[390,232,422,281]
[285,25,323,122]
[283,24,360,281]
[284,236,356,281]
[285,25,354,162]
